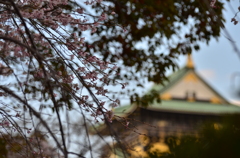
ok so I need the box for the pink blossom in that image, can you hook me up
[78,67,86,72]
[82,95,89,100]
[99,13,108,21]
[126,121,130,127]
[106,110,114,123]
[91,27,97,33]
[2,121,10,127]
[76,8,84,14]
[94,22,100,27]
[99,101,105,106]
[15,113,21,117]
[115,99,120,105]
[69,54,74,60]
[80,37,85,43]
[210,0,217,8]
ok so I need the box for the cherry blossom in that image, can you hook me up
[0,0,123,157]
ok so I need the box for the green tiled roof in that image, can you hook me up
[148,100,240,115]
[151,66,189,93]
[113,104,136,117]
[114,100,240,117]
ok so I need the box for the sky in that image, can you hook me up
[175,0,240,104]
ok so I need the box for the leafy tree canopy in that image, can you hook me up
[84,0,225,87]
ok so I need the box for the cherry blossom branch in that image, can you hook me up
[0,85,65,154]
[0,0,127,157]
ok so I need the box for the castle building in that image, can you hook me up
[97,55,240,158]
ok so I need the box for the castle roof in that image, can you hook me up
[114,54,240,117]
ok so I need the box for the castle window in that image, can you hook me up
[192,92,196,99]
[186,91,196,101]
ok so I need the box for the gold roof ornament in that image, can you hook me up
[186,53,194,68]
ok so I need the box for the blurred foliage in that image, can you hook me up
[75,0,226,104]
[85,0,225,84]
[130,89,161,107]
[0,131,58,158]
[146,114,240,158]
[0,137,7,158]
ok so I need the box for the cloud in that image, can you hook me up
[198,69,216,80]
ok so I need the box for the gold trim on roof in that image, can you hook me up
[187,97,195,102]
[210,97,222,104]
[183,73,198,82]
[160,93,171,100]
[187,54,194,68]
